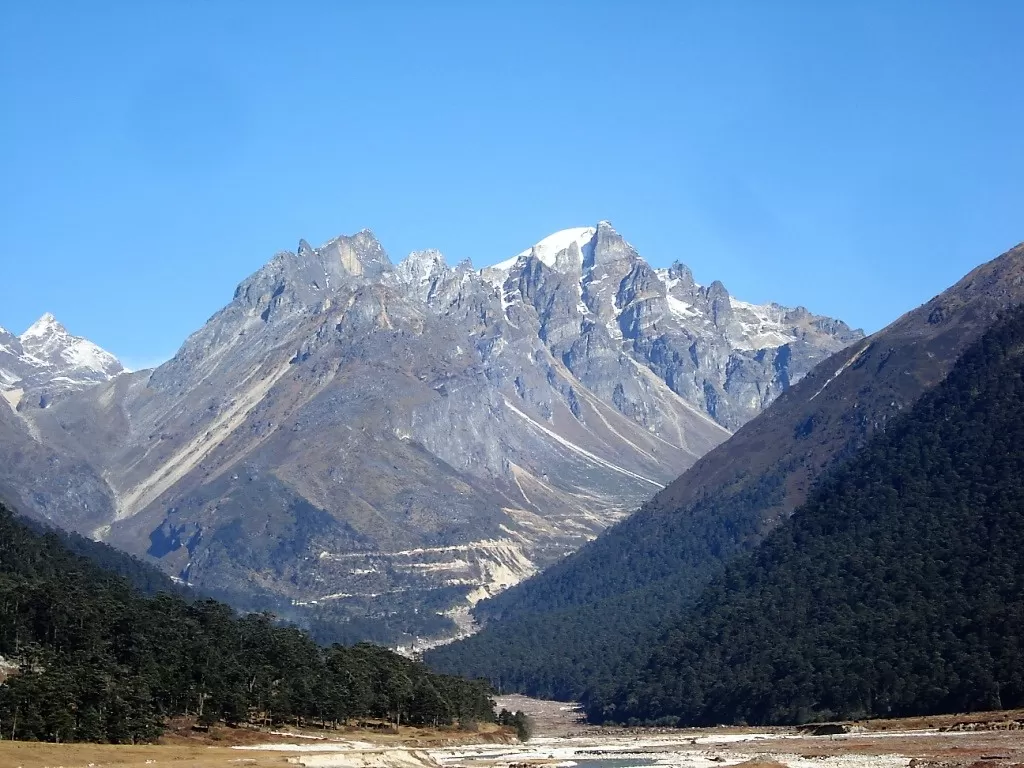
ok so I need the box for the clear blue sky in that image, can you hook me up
[2,2,1023,370]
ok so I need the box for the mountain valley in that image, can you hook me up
[0,223,858,643]
[426,239,1024,701]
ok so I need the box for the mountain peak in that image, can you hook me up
[21,312,66,340]
[402,248,446,265]
[393,250,450,301]
[1,313,122,403]
[490,225,599,271]
[3,219,867,647]
[396,248,447,280]
[316,230,391,278]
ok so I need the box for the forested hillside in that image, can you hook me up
[589,304,1024,725]
[424,481,782,700]
[17,515,187,597]
[427,243,1024,701]
[0,505,494,743]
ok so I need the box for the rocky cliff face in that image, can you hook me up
[4,222,860,642]
[484,223,858,431]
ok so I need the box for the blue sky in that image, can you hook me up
[2,2,1023,370]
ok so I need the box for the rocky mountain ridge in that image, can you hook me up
[1,221,860,643]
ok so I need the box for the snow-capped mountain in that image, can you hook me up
[488,226,598,272]
[6,222,860,643]
[0,314,123,408]
[478,222,857,429]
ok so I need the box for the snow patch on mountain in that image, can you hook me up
[729,298,800,351]
[491,226,597,271]
[666,295,698,319]
[20,312,62,340]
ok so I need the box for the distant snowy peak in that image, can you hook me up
[18,313,122,377]
[0,313,123,404]
[21,312,65,341]
[396,249,447,284]
[516,226,597,268]
[477,223,855,355]
[491,226,598,271]
[726,299,804,351]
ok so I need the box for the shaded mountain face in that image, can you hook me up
[593,303,1024,726]
[0,316,122,534]
[5,222,857,641]
[0,402,117,535]
[426,240,1024,699]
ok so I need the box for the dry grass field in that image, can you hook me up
[0,720,514,768]
[4,708,1024,768]
[0,739,294,768]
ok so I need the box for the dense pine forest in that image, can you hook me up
[586,305,1024,724]
[0,506,495,743]
[18,516,190,597]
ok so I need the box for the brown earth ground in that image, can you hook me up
[4,704,1024,768]
[724,728,1024,763]
[494,695,1024,765]
[0,720,513,768]
[0,740,292,768]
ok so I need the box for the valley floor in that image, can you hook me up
[3,705,1023,768]
[433,700,1024,768]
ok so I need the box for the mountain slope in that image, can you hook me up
[426,240,1024,696]
[0,396,118,534]
[0,315,122,532]
[7,222,857,643]
[593,302,1024,725]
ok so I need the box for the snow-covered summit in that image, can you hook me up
[19,313,122,378]
[21,312,65,341]
[396,249,447,284]
[0,313,124,407]
[490,226,598,271]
